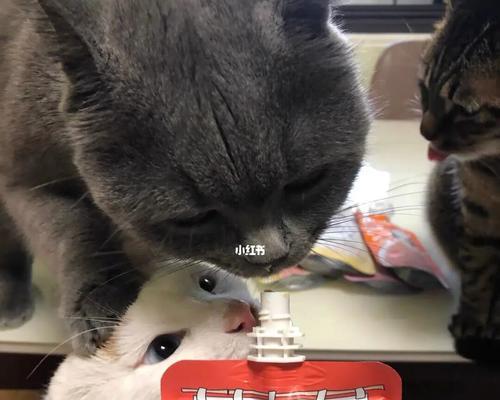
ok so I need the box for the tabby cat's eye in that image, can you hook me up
[284,168,328,195]
[143,333,184,364]
[172,210,218,228]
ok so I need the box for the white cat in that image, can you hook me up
[45,265,257,400]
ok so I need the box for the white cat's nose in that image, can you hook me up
[224,301,257,334]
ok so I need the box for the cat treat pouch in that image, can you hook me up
[305,210,378,278]
[162,292,402,400]
[355,211,448,290]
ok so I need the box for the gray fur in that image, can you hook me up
[0,0,369,354]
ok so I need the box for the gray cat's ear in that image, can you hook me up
[35,0,102,79]
[280,0,333,39]
[34,0,105,111]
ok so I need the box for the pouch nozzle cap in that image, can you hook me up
[247,291,305,363]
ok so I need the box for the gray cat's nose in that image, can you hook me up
[241,226,289,266]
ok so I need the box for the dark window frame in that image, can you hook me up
[338,5,446,33]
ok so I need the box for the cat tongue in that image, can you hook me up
[427,145,448,162]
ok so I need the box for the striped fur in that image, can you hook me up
[422,0,500,362]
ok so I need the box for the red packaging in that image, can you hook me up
[162,360,402,400]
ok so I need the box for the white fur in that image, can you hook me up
[45,265,255,400]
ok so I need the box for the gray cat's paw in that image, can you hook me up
[68,316,115,357]
[0,286,35,330]
[63,267,143,356]
[67,282,140,356]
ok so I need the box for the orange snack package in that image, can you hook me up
[355,211,448,290]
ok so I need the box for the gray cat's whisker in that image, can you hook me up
[316,238,369,251]
[98,226,123,251]
[153,259,204,280]
[327,205,425,227]
[27,326,118,380]
[70,192,90,209]
[314,241,368,258]
[315,240,395,265]
[91,251,127,258]
[335,190,428,215]
[93,261,131,273]
[65,316,121,322]
[27,176,81,192]
[85,296,123,319]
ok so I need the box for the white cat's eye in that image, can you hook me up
[143,333,184,365]
[199,274,217,293]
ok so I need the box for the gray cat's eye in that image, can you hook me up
[172,210,219,228]
[284,168,329,194]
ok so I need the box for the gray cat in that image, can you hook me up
[0,0,369,355]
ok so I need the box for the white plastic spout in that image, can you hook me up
[247,291,305,363]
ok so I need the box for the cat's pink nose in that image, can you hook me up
[224,301,257,334]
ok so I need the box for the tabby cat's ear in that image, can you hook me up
[280,0,333,39]
[447,0,499,12]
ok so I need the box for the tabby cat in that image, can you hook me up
[0,0,369,355]
[420,0,500,361]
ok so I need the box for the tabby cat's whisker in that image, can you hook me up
[403,19,414,34]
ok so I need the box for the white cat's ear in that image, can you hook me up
[280,0,333,39]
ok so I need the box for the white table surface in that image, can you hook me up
[0,120,464,362]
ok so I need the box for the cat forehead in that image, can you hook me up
[104,266,252,362]
[135,265,252,305]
